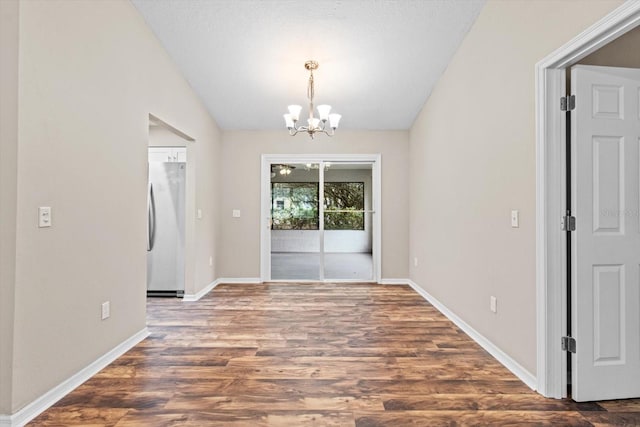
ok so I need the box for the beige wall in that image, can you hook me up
[7,0,221,414]
[409,0,623,375]
[220,130,409,279]
[148,126,188,147]
[0,0,19,415]
[567,24,640,87]
[580,24,640,67]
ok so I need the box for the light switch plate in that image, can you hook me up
[511,210,519,228]
[232,209,241,218]
[197,209,202,219]
[38,207,52,228]
[101,301,110,320]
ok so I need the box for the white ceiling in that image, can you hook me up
[132,0,485,131]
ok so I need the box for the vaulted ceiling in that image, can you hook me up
[132,0,485,130]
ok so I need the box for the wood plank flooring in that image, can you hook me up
[29,283,640,426]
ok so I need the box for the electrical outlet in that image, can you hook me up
[209,256,213,266]
[101,301,110,320]
[490,296,497,313]
[38,206,52,228]
[413,257,418,267]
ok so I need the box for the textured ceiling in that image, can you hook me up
[132,0,485,130]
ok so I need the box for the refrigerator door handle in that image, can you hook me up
[147,182,156,251]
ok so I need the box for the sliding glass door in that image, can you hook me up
[268,160,374,281]
[270,163,321,280]
[323,163,373,280]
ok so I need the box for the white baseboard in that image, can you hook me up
[215,277,262,284]
[1,328,149,427]
[183,278,263,301]
[183,279,220,301]
[405,279,537,391]
[378,278,411,285]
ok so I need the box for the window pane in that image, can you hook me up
[271,183,318,230]
[324,182,364,230]
[324,211,364,230]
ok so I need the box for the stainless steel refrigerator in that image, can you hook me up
[147,161,185,297]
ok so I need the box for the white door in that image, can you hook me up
[571,65,640,401]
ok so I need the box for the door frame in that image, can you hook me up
[260,153,382,283]
[535,2,640,398]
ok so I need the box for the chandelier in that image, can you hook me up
[305,162,331,170]
[283,60,341,138]
[271,164,295,177]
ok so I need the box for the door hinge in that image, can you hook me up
[561,215,576,231]
[561,336,576,353]
[561,95,576,111]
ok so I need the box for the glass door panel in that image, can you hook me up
[323,163,374,280]
[270,163,321,280]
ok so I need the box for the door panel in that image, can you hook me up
[323,163,373,281]
[270,163,321,280]
[592,136,623,233]
[571,65,640,401]
[592,264,624,365]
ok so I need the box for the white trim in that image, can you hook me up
[372,156,382,283]
[1,328,148,427]
[378,278,410,285]
[215,277,262,284]
[407,280,537,390]
[535,66,567,399]
[319,163,325,280]
[183,279,221,301]
[535,1,640,398]
[260,156,271,281]
[537,2,640,70]
[266,279,377,284]
[260,154,382,283]
[183,278,264,302]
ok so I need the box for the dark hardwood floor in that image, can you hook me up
[29,283,640,426]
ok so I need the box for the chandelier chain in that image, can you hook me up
[307,70,314,101]
[307,71,315,119]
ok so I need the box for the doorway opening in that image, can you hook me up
[146,114,195,297]
[536,2,640,399]
[261,154,381,282]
